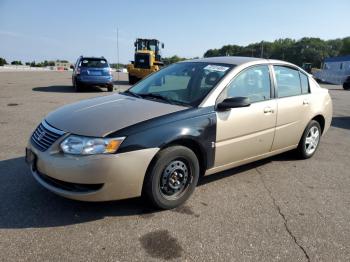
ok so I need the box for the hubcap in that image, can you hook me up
[305,126,320,155]
[160,160,191,199]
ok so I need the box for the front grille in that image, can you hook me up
[31,121,65,151]
[135,53,150,69]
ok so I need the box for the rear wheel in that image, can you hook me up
[144,146,200,209]
[74,80,82,92]
[297,120,321,159]
[343,82,350,90]
[107,85,113,92]
[128,75,138,85]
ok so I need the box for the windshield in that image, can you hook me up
[136,40,158,52]
[80,58,109,68]
[127,62,234,106]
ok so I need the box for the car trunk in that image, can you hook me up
[80,67,110,76]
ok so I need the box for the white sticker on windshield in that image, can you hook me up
[100,60,106,63]
[204,65,229,72]
[82,60,88,63]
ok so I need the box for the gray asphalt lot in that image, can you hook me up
[0,71,350,261]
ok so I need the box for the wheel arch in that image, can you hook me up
[141,138,207,197]
[297,114,326,147]
[311,114,325,134]
[142,138,207,192]
[164,138,207,177]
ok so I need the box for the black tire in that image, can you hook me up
[343,83,350,90]
[297,120,322,159]
[128,75,136,85]
[74,80,82,92]
[107,85,113,92]
[144,146,200,210]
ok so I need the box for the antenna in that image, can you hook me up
[117,27,120,80]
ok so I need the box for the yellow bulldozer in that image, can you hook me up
[127,38,164,84]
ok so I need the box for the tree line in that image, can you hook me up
[2,37,349,68]
[0,59,70,67]
[204,37,350,68]
[162,56,187,65]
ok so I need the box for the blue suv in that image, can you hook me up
[72,56,114,92]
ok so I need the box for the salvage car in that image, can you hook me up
[26,57,333,209]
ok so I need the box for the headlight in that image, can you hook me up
[60,135,125,155]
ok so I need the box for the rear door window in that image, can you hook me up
[299,72,309,94]
[274,66,301,98]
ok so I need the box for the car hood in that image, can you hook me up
[45,94,187,137]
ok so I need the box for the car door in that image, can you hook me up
[271,65,312,151]
[214,64,277,168]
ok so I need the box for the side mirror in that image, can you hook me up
[216,97,250,111]
[162,43,165,49]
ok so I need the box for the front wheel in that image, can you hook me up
[297,120,322,159]
[144,146,200,209]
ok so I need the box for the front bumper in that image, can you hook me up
[26,140,159,201]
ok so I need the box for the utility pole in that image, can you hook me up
[261,41,264,58]
[117,27,120,80]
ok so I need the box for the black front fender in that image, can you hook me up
[113,107,217,169]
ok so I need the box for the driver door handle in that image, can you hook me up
[303,100,309,105]
[263,107,274,114]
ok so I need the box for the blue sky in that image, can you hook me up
[0,0,349,64]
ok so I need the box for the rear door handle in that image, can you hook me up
[303,100,309,105]
[263,107,274,114]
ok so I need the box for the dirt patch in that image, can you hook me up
[140,230,183,260]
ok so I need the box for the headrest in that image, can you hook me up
[205,72,220,86]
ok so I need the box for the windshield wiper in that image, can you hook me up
[122,90,142,99]
[124,91,189,107]
[139,93,183,105]
[140,93,190,107]
[139,93,169,101]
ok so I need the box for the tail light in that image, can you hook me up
[109,68,113,76]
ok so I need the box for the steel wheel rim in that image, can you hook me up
[159,159,192,200]
[305,126,320,155]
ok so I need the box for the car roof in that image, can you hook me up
[80,56,107,60]
[181,56,306,73]
[182,56,265,66]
